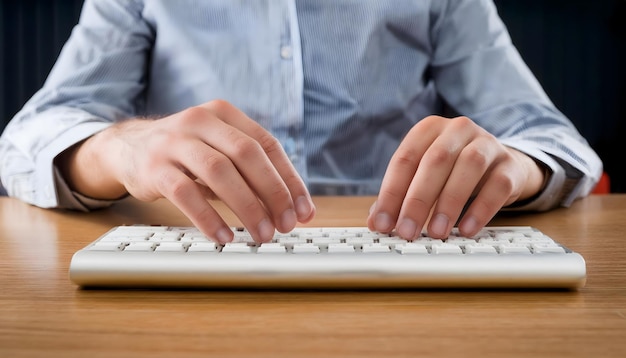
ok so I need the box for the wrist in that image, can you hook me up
[57,126,127,200]
[509,148,547,201]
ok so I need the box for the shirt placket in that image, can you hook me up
[269,0,307,183]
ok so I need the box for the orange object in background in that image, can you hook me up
[592,172,610,194]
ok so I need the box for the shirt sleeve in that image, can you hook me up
[0,0,152,209]
[429,0,603,210]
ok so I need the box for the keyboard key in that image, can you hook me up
[362,243,391,253]
[512,237,555,245]
[180,234,210,242]
[292,243,320,254]
[187,242,218,252]
[149,232,181,242]
[494,232,525,241]
[414,238,444,247]
[532,243,566,254]
[345,237,375,245]
[360,232,388,239]
[311,237,342,246]
[110,226,169,234]
[125,242,156,251]
[276,236,308,245]
[465,243,498,254]
[447,237,478,245]
[431,243,462,255]
[89,242,126,251]
[257,243,287,254]
[297,231,325,240]
[498,244,531,254]
[232,232,255,243]
[396,243,428,255]
[101,235,149,242]
[378,236,408,245]
[155,242,186,252]
[221,243,253,253]
[326,232,356,240]
[478,237,511,245]
[328,243,355,254]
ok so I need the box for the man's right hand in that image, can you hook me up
[58,100,316,243]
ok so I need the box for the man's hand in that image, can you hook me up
[367,115,546,239]
[58,100,315,243]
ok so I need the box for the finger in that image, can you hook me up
[426,136,497,238]
[457,160,524,237]
[155,167,233,244]
[395,117,478,239]
[170,104,297,234]
[368,116,443,233]
[175,139,276,243]
[200,118,298,233]
[200,100,315,222]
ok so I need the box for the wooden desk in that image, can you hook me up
[1,195,625,357]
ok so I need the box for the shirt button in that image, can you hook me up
[280,45,293,60]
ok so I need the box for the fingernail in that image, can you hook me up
[257,218,275,242]
[295,196,313,219]
[398,218,418,240]
[281,208,297,231]
[460,215,479,236]
[374,211,392,232]
[430,213,450,238]
[216,227,233,244]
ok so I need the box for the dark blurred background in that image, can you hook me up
[1,0,625,191]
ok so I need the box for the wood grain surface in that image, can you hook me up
[1,195,625,357]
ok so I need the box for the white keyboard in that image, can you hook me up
[69,226,586,289]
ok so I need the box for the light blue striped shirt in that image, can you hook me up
[0,0,602,211]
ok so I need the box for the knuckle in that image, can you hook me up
[421,115,445,125]
[470,197,499,218]
[205,99,235,114]
[450,116,483,135]
[243,198,260,212]
[270,178,290,196]
[379,187,406,202]
[403,195,431,211]
[462,146,489,169]
[424,145,454,165]
[232,136,263,158]
[186,147,233,179]
[178,106,209,126]
[282,170,304,187]
[269,181,290,201]
[391,148,418,168]
[257,133,282,154]
[193,205,217,225]
[202,152,232,175]
[156,171,190,200]
[442,191,469,209]
[238,197,265,221]
[408,116,438,135]
[490,171,516,195]
[451,116,473,129]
